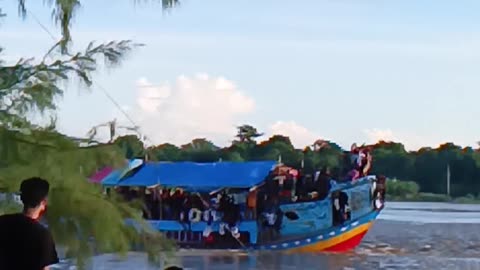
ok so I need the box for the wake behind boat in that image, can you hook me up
[100,145,386,253]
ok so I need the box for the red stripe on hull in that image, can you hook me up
[323,230,368,252]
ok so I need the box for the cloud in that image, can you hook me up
[126,74,255,146]
[267,121,320,148]
[363,128,398,144]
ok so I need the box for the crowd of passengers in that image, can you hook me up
[114,184,283,240]
[110,144,374,242]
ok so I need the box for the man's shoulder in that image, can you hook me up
[0,213,48,232]
[0,213,24,224]
[0,214,30,236]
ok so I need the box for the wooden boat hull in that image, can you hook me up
[256,209,379,253]
[161,209,380,253]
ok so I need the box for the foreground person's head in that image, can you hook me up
[19,177,50,220]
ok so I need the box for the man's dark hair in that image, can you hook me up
[19,177,50,209]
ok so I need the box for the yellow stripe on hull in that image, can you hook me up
[287,222,373,253]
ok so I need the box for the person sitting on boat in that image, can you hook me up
[179,194,192,229]
[279,173,295,202]
[373,175,386,210]
[261,195,282,240]
[294,174,308,201]
[230,190,248,219]
[303,174,314,198]
[265,178,280,199]
[179,193,203,231]
[218,192,241,239]
[341,191,351,221]
[161,188,173,219]
[332,191,350,225]
[150,187,163,220]
[201,195,219,223]
[186,193,206,223]
[143,188,154,220]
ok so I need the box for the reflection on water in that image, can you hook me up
[52,202,480,270]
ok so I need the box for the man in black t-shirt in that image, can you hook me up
[0,177,59,270]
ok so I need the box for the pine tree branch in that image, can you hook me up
[0,40,142,129]
[16,0,179,54]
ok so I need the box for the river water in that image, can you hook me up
[52,202,480,270]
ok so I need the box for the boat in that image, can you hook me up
[101,158,385,253]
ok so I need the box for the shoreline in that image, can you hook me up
[388,198,480,205]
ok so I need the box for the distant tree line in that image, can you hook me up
[111,125,480,198]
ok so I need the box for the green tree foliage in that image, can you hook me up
[147,143,183,161]
[253,135,299,164]
[386,180,420,199]
[114,134,146,159]
[180,138,220,162]
[235,124,264,143]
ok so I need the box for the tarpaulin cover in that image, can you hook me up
[102,161,277,191]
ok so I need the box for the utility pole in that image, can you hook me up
[447,163,451,196]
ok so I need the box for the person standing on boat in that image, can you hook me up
[360,149,373,177]
[246,189,258,219]
[172,188,186,220]
[313,167,331,200]
[202,196,220,246]
[0,177,59,270]
[342,143,364,181]
[218,192,241,239]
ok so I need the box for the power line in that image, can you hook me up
[27,11,57,40]
[28,9,155,145]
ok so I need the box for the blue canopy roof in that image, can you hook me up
[102,161,277,191]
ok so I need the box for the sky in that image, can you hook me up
[1,0,480,150]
